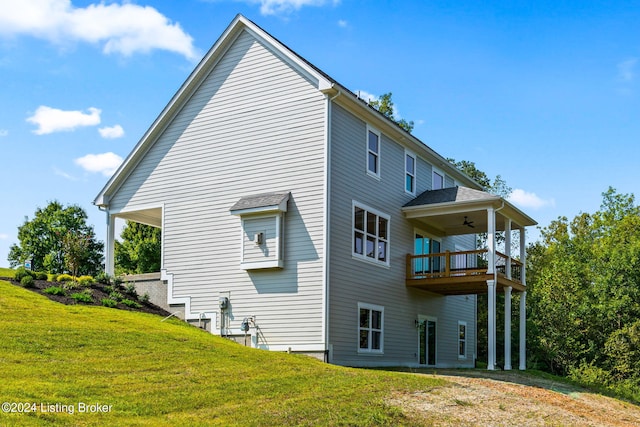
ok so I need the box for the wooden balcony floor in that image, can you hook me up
[406,251,525,295]
[406,273,525,295]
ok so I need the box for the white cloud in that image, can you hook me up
[0,129,8,137]
[27,105,101,135]
[0,0,198,60]
[508,188,555,210]
[98,124,124,139]
[75,152,123,176]
[53,166,77,181]
[0,233,8,240]
[618,58,637,82]
[356,90,377,104]
[337,19,348,28]
[234,0,339,16]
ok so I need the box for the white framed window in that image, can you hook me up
[458,320,467,359]
[432,167,444,190]
[352,201,390,266]
[405,150,416,195]
[358,302,384,354]
[366,126,381,178]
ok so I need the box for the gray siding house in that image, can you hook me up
[94,15,536,369]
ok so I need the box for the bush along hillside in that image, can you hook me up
[0,268,169,317]
[0,279,446,426]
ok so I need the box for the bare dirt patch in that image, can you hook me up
[389,369,640,426]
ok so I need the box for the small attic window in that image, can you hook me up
[230,192,289,270]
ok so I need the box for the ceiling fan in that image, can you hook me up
[463,216,475,228]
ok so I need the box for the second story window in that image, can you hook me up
[353,202,389,266]
[433,169,444,190]
[405,151,416,195]
[367,126,380,178]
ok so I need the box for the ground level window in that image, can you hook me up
[358,303,384,353]
[458,321,467,359]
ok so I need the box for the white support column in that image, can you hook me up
[505,218,512,279]
[520,227,527,287]
[504,286,512,370]
[519,290,527,370]
[487,208,495,275]
[105,211,115,275]
[519,227,527,370]
[487,279,497,370]
[486,207,497,371]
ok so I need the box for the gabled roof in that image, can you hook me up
[402,186,537,234]
[94,14,333,207]
[404,186,498,208]
[230,192,290,215]
[94,14,482,207]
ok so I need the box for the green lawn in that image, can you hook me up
[0,267,15,277]
[0,280,445,426]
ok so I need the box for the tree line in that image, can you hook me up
[8,201,159,277]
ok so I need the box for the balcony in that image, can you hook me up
[406,250,526,295]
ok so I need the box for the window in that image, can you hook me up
[432,169,444,190]
[458,321,467,359]
[405,151,416,194]
[367,126,380,178]
[353,202,389,266]
[358,303,384,353]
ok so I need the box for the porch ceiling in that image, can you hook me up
[113,207,162,228]
[402,187,536,236]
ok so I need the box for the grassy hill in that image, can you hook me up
[0,279,444,426]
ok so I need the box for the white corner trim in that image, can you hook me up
[162,269,217,328]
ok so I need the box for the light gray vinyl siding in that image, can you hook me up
[242,216,278,263]
[445,175,455,188]
[328,103,476,367]
[108,29,327,348]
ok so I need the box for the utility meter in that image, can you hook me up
[219,296,229,310]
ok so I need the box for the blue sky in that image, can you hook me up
[1,0,639,267]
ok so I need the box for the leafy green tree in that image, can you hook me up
[368,92,414,133]
[447,159,511,198]
[527,187,640,378]
[8,201,103,274]
[114,221,161,274]
[61,231,94,279]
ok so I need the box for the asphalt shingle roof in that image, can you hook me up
[403,186,497,208]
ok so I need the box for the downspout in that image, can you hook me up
[323,87,341,362]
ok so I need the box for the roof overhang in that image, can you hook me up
[402,187,537,236]
[230,192,290,216]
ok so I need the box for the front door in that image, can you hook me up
[419,316,437,366]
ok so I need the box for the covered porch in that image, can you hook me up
[402,186,537,370]
[103,206,163,276]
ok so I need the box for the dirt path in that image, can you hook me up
[389,370,640,426]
